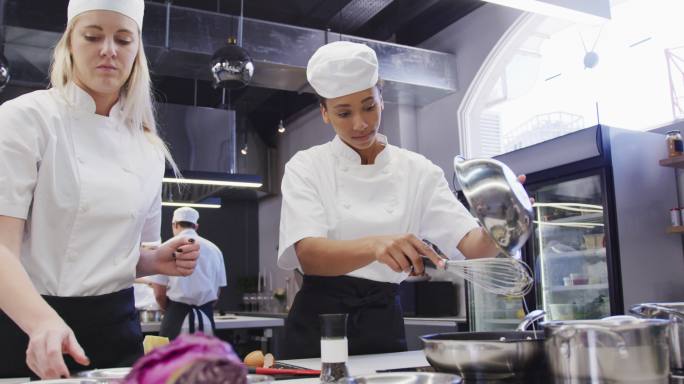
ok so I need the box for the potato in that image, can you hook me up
[244,350,264,368]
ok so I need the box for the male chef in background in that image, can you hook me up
[149,207,227,339]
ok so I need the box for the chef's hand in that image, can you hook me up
[155,236,199,276]
[26,317,89,379]
[517,174,535,204]
[369,234,445,274]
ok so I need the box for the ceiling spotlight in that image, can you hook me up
[210,37,254,90]
[240,145,248,155]
[277,119,286,134]
[0,53,10,91]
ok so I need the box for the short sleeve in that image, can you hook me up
[146,274,170,286]
[216,246,227,287]
[277,153,329,270]
[0,100,46,219]
[140,181,162,244]
[419,162,479,260]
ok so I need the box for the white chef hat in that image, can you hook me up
[306,41,379,99]
[67,0,145,31]
[172,207,200,225]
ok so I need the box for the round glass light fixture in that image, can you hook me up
[0,53,10,91]
[277,119,286,134]
[210,38,254,89]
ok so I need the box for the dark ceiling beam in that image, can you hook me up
[295,0,355,30]
[327,0,395,34]
[353,0,445,41]
[395,0,483,46]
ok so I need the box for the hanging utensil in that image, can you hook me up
[422,240,533,297]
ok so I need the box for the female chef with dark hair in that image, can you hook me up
[0,0,199,379]
[277,41,513,358]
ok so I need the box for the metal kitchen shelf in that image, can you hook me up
[545,283,609,293]
[659,155,684,169]
[543,212,604,224]
[544,248,606,260]
[483,319,522,324]
[667,226,684,234]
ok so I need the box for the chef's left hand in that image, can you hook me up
[155,237,199,276]
[517,174,535,204]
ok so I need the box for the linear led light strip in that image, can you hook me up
[534,221,604,228]
[162,177,262,188]
[533,202,603,213]
[161,202,221,209]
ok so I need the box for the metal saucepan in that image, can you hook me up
[421,310,546,380]
[453,156,533,257]
[543,316,671,383]
[630,302,684,373]
[337,372,462,383]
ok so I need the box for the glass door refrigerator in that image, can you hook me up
[467,125,684,331]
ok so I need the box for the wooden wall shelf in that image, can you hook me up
[659,156,684,168]
[667,226,684,234]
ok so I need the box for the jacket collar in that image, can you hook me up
[330,133,390,166]
[63,82,125,123]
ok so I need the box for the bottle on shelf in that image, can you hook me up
[666,130,683,158]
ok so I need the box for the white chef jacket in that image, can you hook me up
[278,134,479,284]
[147,229,227,306]
[0,83,165,296]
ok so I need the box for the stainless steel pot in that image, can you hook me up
[543,316,671,383]
[453,156,533,257]
[139,309,162,323]
[631,302,684,373]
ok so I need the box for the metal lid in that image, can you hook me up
[320,313,348,338]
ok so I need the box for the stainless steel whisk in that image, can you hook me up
[422,240,534,297]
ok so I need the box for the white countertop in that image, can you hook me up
[277,350,428,383]
[140,314,284,333]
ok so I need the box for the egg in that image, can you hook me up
[244,350,264,368]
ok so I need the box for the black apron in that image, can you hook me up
[159,299,216,340]
[0,287,143,378]
[282,275,406,359]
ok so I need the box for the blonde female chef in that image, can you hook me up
[277,41,505,359]
[0,0,199,379]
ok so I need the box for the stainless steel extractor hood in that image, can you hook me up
[2,0,459,107]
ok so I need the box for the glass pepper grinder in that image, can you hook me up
[319,313,349,383]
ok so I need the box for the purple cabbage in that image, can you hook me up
[173,357,249,384]
[123,333,247,384]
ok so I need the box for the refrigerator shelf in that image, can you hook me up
[482,319,523,325]
[545,283,609,293]
[543,248,606,260]
[539,212,604,224]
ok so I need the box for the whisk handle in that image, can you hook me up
[421,255,440,270]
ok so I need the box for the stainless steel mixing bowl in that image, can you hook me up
[453,156,533,257]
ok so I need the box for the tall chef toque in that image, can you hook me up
[306,41,379,99]
[172,207,200,225]
[68,0,145,31]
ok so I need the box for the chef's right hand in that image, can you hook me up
[26,317,90,379]
[369,234,445,274]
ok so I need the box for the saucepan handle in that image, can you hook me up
[630,303,684,322]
